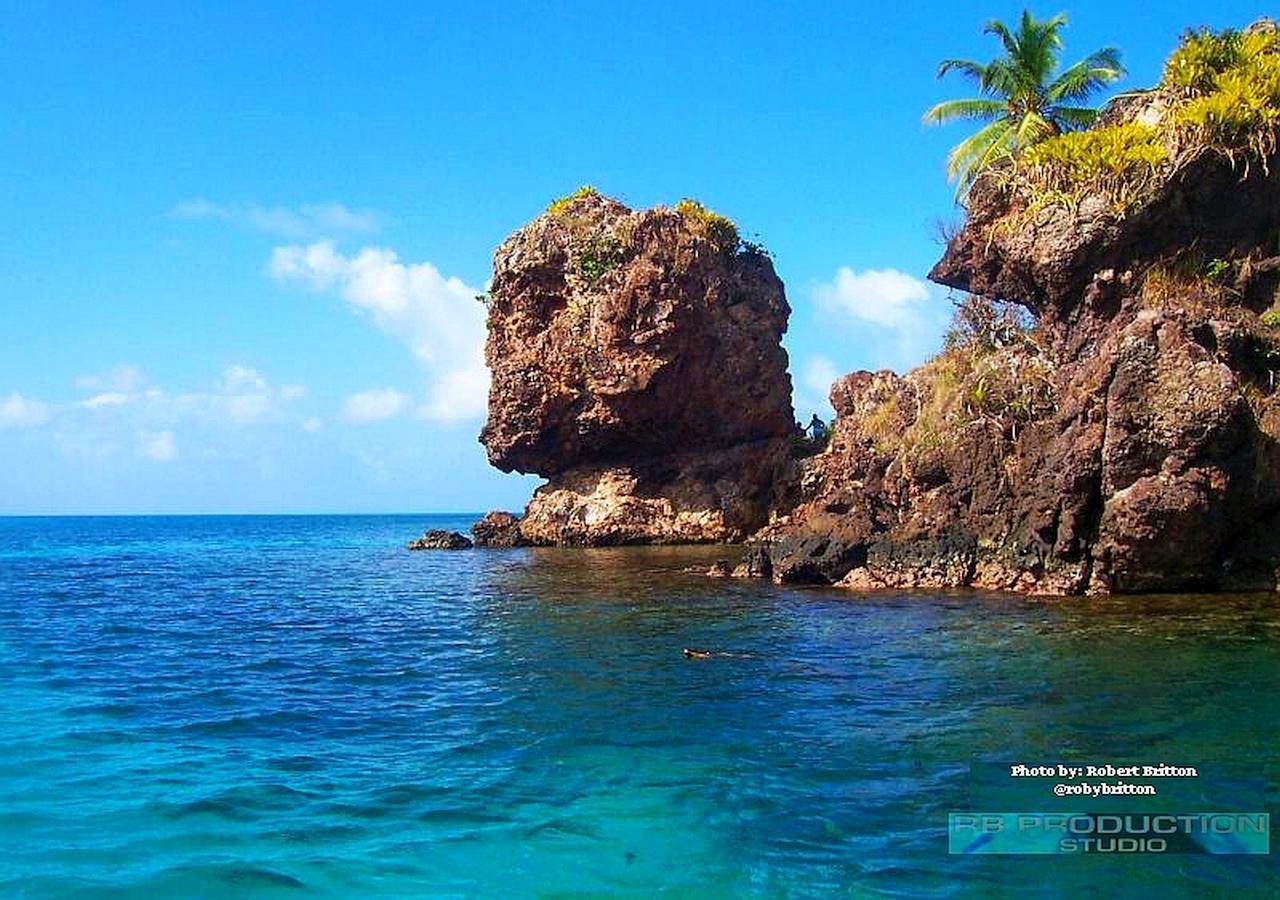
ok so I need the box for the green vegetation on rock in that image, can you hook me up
[547,185,602,216]
[1167,25,1280,159]
[673,198,740,251]
[576,235,624,283]
[866,295,1055,456]
[998,21,1280,212]
[544,190,771,284]
[1017,123,1166,199]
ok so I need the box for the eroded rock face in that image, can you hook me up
[753,306,1280,594]
[478,191,794,545]
[751,89,1280,593]
[929,101,1280,346]
[515,441,790,545]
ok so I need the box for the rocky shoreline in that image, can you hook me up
[449,26,1280,596]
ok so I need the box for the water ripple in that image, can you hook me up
[0,515,1277,897]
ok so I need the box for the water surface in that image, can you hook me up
[1,515,1277,897]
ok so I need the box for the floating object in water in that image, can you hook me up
[682,648,755,660]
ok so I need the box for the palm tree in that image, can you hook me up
[924,10,1125,193]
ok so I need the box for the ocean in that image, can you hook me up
[1,514,1276,897]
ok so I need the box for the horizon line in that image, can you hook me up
[0,511,498,520]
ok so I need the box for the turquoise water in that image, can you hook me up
[1,515,1277,898]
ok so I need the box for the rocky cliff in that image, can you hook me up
[474,25,1280,593]
[477,189,794,545]
[748,22,1280,593]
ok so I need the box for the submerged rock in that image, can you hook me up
[479,189,794,545]
[705,559,734,578]
[407,530,473,551]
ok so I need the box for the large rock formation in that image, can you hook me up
[748,24,1280,593]
[478,189,794,545]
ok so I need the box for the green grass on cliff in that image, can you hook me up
[864,296,1055,455]
[1016,123,1167,208]
[673,199,740,251]
[672,199,773,258]
[547,185,601,216]
[1000,22,1280,212]
[1168,26,1280,159]
[544,190,770,273]
[576,235,624,283]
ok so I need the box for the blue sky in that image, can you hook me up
[0,1,1263,514]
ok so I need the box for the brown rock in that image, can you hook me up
[704,560,734,577]
[479,190,793,545]
[408,530,473,551]
[750,47,1280,594]
[471,511,528,548]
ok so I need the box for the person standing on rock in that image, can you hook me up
[806,414,827,442]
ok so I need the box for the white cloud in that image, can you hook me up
[76,364,145,393]
[217,365,276,423]
[171,198,230,221]
[171,200,381,239]
[151,365,307,425]
[6,364,325,482]
[68,363,311,433]
[788,356,839,420]
[813,267,949,371]
[271,241,488,422]
[344,388,410,424]
[138,430,178,462]
[815,267,933,328]
[803,356,839,399]
[0,393,51,429]
[82,392,130,409]
[418,363,490,422]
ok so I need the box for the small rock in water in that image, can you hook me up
[471,511,528,547]
[407,530,473,551]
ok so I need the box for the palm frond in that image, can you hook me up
[1014,12,1066,94]
[1046,48,1125,102]
[1011,111,1055,148]
[947,118,1017,189]
[983,18,1019,58]
[923,97,1006,125]
[1049,105,1100,130]
[979,60,1018,97]
[936,57,988,83]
